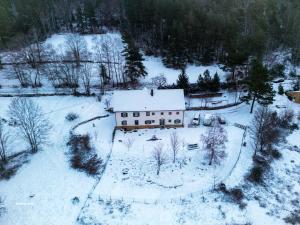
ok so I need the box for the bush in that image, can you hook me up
[65,113,79,121]
[248,166,264,183]
[284,210,300,225]
[230,188,244,202]
[67,134,102,176]
[271,149,282,159]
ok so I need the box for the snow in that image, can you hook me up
[0,32,300,225]
[143,56,227,84]
[113,89,185,112]
[0,96,114,225]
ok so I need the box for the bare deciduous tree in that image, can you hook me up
[152,143,166,175]
[151,74,167,88]
[123,137,135,151]
[65,34,88,67]
[58,63,80,94]
[250,106,282,156]
[8,98,51,153]
[201,122,227,165]
[0,121,9,163]
[81,64,93,95]
[12,63,31,87]
[170,131,180,163]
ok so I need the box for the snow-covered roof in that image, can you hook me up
[113,89,185,112]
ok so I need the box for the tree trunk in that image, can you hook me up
[250,95,256,113]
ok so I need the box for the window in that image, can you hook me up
[121,112,128,117]
[169,112,172,115]
[152,112,155,115]
[174,119,181,124]
[121,120,127,125]
[146,112,150,116]
[152,120,155,123]
[161,112,164,115]
[176,112,180,115]
[145,120,152,125]
[134,120,139,125]
[168,119,172,123]
[133,112,140,117]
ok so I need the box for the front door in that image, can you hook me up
[159,119,165,126]
[135,120,139,126]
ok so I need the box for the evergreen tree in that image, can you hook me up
[247,59,275,113]
[203,69,211,90]
[122,33,147,84]
[177,68,189,94]
[197,74,205,90]
[278,83,284,95]
[99,64,109,85]
[210,72,220,92]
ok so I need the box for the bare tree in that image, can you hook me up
[81,64,93,95]
[201,122,227,165]
[0,121,9,163]
[152,143,166,175]
[151,74,167,88]
[8,98,51,153]
[123,137,134,151]
[12,63,31,87]
[65,34,88,67]
[58,63,80,94]
[170,131,180,163]
[250,106,282,156]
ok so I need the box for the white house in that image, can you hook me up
[112,89,185,129]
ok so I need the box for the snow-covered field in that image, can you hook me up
[0,32,300,225]
[0,96,115,225]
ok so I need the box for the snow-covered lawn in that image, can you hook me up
[0,96,114,225]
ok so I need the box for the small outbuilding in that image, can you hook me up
[112,89,185,129]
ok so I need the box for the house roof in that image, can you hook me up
[112,89,185,112]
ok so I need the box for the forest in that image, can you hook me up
[0,0,300,69]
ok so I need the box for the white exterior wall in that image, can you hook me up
[115,110,184,127]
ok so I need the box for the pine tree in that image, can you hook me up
[210,72,220,92]
[177,68,189,94]
[197,74,205,90]
[122,33,147,84]
[247,59,275,113]
[99,64,109,85]
[278,83,284,95]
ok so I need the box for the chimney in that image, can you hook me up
[150,89,154,97]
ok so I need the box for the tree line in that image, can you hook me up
[1,0,300,68]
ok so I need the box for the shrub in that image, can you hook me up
[248,166,264,183]
[230,188,244,202]
[65,113,79,121]
[67,134,102,176]
[0,197,5,216]
[284,210,300,225]
[271,149,282,159]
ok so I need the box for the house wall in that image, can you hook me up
[290,92,300,103]
[115,110,184,129]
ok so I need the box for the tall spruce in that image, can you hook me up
[177,68,189,94]
[247,59,275,113]
[122,32,147,84]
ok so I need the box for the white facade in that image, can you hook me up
[115,110,184,128]
[113,89,185,129]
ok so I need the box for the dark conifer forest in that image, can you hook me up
[1,0,300,68]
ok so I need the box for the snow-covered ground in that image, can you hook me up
[0,96,115,225]
[0,32,300,225]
